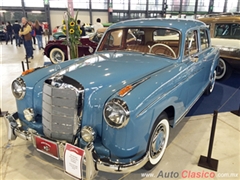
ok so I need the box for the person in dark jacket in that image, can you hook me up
[34,20,44,50]
[77,20,86,36]
[12,20,21,47]
[5,21,13,45]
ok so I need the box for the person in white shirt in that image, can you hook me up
[93,18,103,33]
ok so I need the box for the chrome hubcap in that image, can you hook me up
[150,124,166,159]
[216,59,226,78]
[53,52,63,62]
[210,71,216,92]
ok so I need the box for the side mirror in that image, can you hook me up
[191,55,199,62]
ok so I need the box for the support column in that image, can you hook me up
[44,0,52,35]
[162,0,167,17]
[128,0,131,19]
[108,0,113,22]
[89,0,93,24]
[223,0,227,12]
[238,0,240,12]
[194,0,198,18]
[179,0,183,17]
[21,0,27,18]
[146,0,149,18]
[208,0,214,14]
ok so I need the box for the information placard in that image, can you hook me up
[64,143,85,179]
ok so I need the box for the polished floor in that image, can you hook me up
[0,40,239,180]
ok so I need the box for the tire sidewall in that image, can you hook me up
[49,48,65,64]
[147,113,170,166]
[216,58,226,80]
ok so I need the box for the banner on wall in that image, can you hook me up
[68,0,74,17]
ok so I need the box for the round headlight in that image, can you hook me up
[103,98,130,129]
[81,126,96,143]
[11,78,26,100]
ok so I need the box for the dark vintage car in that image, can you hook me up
[44,28,107,64]
[5,18,219,179]
[199,13,240,80]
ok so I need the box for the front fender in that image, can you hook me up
[101,63,187,161]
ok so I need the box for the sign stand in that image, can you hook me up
[198,110,219,171]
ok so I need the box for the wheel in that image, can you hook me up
[144,112,170,170]
[204,70,216,95]
[149,43,176,58]
[49,48,65,64]
[216,58,232,80]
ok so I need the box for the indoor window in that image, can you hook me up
[24,0,44,7]
[113,0,128,10]
[92,0,107,9]
[215,23,240,39]
[0,0,21,6]
[49,0,67,8]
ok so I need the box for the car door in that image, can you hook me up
[182,29,206,106]
[198,28,215,84]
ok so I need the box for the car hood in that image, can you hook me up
[54,52,173,91]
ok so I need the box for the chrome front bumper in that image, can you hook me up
[4,112,149,180]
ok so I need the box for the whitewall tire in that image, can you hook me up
[144,112,169,170]
[216,58,232,80]
[204,70,216,95]
[49,48,65,64]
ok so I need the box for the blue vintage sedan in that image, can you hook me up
[5,18,219,179]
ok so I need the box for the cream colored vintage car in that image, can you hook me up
[199,13,240,80]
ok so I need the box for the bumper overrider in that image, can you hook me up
[4,112,149,179]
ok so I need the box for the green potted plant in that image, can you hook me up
[62,11,82,59]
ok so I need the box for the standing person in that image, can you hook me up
[93,18,103,33]
[5,22,13,45]
[77,20,86,36]
[1,22,6,42]
[19,17,33,59]
[34,20,44,50]
[12,20,21,47]
[29,21,36,45]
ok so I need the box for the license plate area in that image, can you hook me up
[35,136,59,159]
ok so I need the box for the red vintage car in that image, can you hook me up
[44,28,106,64]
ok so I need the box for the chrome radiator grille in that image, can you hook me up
[42,77,83,143]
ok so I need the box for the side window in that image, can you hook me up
[215,24,230,37]
[215,23,240,39]
[184,30,199,56]
[200,29,209,50]
[102,30,123,50]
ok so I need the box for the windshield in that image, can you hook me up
[97,28,180,59]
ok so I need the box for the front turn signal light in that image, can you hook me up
[118,85,133,97]
[22,68,35,76]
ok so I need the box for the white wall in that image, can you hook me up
[50,10,91,28]
[92,11,108,24]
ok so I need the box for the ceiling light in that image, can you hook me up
[31,11,42,14]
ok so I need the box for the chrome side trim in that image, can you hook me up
[118,77,150,97]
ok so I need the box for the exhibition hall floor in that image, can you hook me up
[1,42,239,180]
